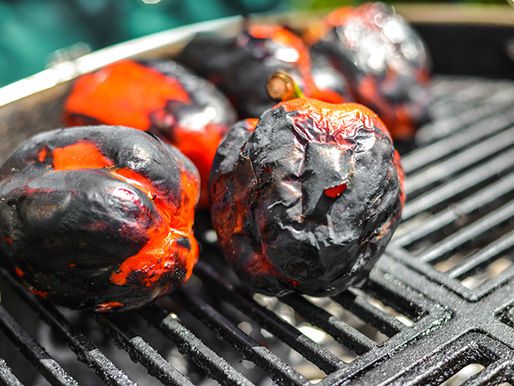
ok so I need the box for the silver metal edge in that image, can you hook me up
[0,16,242,107]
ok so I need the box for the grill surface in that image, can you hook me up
[0,17,513,384]
[0,75,512,386]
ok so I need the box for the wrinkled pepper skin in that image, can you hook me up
[0,126,200,312]
[64,59,236,207]
[179,24,346,118]
[311,3,431,141]
[210,100,404,296]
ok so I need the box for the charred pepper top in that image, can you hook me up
[309,3,431,141]
[0,126,200,311]
[179,24,346,118]
[64,59,236,207]
[210,99,404,296]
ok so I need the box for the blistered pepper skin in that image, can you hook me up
[0,126,200,312]
[179,25,346,118]
[64,59,236,207]
[311,3,431,141]
[210,100,404,296]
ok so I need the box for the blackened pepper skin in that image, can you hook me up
[0,126,200,312]
[210,100,404,296]
[64,59,236,207]
[310,3,431,141]
[310,46,353,103]
[179,24,345,118]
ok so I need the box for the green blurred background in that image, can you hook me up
[0,0,508,86]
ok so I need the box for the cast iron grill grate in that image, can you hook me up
[0,76,513,386]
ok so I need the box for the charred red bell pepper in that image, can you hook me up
[209,96,404,296]
[309,2,431,141]
[0,126,200,312]
[63,59,236,208]
[179,24,346,118]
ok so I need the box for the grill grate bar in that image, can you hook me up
[429,77,479,97]
[332,291,405,337]
[280,294,376,355]
[430,79,509,106]
[178,289,309,386]
[429,82,485,107]
[142,305,253,386]
[463,359,514,386]
[506,307,514,327]
[391,332,514,386]
[402,149,514,220]
[0,305,79,386]
[401,108,514,174]
[0,267,135,386]
[0,359,22,386]
[395,172,514,246]
[195,262,344,373]
[405,125,514,196]
[420,200,514,264]
[418,87,514,144]
[96,315,194,386]
[361,275,426,321]
[401,342,491,386]
[447,229,514,279]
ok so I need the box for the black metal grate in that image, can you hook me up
[0,76,513,386]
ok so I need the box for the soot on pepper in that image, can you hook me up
[64,59,236,207]
[309,2,431,141]
[0,126,200,312]
[210,97,404,296]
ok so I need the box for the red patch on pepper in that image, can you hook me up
[29,288,48,299]
[64,60,190,130]
[243,118,259,132]
[96,301,124,312]
[38,147,48,163]
[324,183,347,198]
[393,150,405,207]
[52,141,114,170]
[171,123,227,208]
[109,168,198,288]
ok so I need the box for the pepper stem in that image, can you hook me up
[267,71,304,102]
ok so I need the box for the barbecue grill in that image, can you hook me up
[0,6,513,386]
